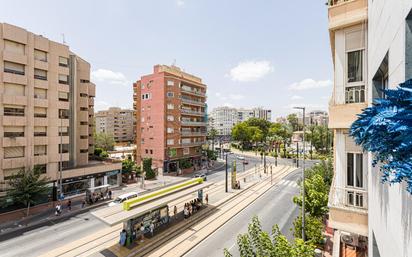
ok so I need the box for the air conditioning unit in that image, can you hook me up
[341,231,359,247]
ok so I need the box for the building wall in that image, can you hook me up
[95,107,135,143]
[368,1,412,256]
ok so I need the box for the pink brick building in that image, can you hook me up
[133,65,207,175]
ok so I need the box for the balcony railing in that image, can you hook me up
[181,98,206,106]
[181,109,205,116]
[181,131,207,136]
[181,141,206,146]
[329,182,368,211]
[181,120,207,126]
[181,87,206,96]
[328,0,350,6]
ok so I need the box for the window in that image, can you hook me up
[34,126,47,137]
[80,121,88,125]
[345,86,365,103]
[3,168,24,180]
[167,92,174,98]
[80,107,88,111]
[80,93,88,97]
[183,148,190,155]
[4,61,25,75]
[34,69,47,80]
[142,93,151,100]
[167,115,174,121]
[59,109,70,119]
[347,153,363,188]
[59,56,69,67]
[4,146,24,159]
[150,149,153,154]
[4,126,24,137]
[59,144,69,154]
[347,50,363,83]
[4,105,24,116]
[167,127,174,133]
[167,103,174,110]
[34,49,47,62]
[59,74,69,84]
[34,107,47,118]
[59,127,69,136]
[58,91,69,102]
[4,40,25,54]
[372,53,389,100]
[80,149,88,153]
[80,79,89,83]
[34,164,47,174]
[4,83,25,96]
[34,88,47,99]
[167,80,174,86]
[167,139,174,145]
[80,135,88,139]
[34,145,47,156]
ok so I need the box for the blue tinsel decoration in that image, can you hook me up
[350,79,412,193]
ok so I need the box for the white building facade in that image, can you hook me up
[208,106,238,136]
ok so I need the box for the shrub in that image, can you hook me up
[143,158,156,179]
[94,148,103,156]
[180,159,193,169]
[100,151,109,158]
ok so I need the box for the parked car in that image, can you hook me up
[108,192,138,207]
[243,160,249,165]
[237,155,245,160]
[194,173,207,181]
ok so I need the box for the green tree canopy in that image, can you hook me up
[305,125,332,154]
[287,114,301,131]
[232,122,253,149]
[245,118,272,140]
[3,167,50,216]
[94,132,115,151]
[122,158,136,174]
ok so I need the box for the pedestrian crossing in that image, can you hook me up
[277,179,299,189]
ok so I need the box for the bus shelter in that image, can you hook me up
[92,179,211,245]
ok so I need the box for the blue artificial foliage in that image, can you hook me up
[350,79,412,193]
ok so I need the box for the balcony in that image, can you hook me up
[181,98,206,106]
[181,131,207,137]
[328,177,368,236]
[181,120,207,126]
[181,87,206,97]
[181,109,205,116]
[181,141,206,146]
[329,102,366,129]
[328,0,367,31]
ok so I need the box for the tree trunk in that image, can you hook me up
[26,202,31,217]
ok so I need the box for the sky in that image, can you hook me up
[0,0,333,119]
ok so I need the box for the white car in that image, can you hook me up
[237,156,245,160]
[108,192,138,207]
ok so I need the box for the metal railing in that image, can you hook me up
[181,141,206,146]
[181,120,207,126]
[329,181,368,211]
[181,98,206,106]
[181,109,205,116]
[181,131,207,136]
[181,87,206,96]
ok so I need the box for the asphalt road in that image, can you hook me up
[184,169,303,257]
[0,153,263,257]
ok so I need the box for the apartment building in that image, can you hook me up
[367,1,412,256]
[208,106,238,136]
[237,107,272,122]
[133,65,207,174]
[327,1,369,256]
[95,107,135,143]
[0,23,121,198]
[307,110,329,126]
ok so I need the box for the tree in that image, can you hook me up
[94,132,115,151]
[250,126,263,146]
[208,128,218,151]
[287,114,300,132]
[143,158,156,179]
[122,158,136,174]
[350,79,412,193]
[245,118,272,140]
[306,126,332,155]
[224,216,315,257]
[3,167,50,217]
[293,214,324,244]
[293,174,329,218]
[305,160,333,188]
[232,122,253,150]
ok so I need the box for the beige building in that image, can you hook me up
[95,107,135,143]
[327,1,369,256]
[0,23,121,198]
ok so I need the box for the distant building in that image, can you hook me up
[95,107,135,143]
[297,110,329,126]
[133,65,207,174]
[238,107,271,122]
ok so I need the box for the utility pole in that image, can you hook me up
[294,106,306,241]
[263,148,267,174]
[225,153,228,193]
[296,142,299,168]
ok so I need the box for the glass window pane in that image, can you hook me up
[347,50,363,83]
[356,153,363,188]
[347,153,354,186]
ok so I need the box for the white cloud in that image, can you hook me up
[215,92,227,101]
[177,0,185,7]
[91,69,129,86]
[289,79,332,91]
[291,95,303,101]
[228,60,274,82]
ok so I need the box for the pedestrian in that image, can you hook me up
[173,205,177,219]
[140,223,145,242]
[184,206,189,219]
[82,199,86,208]
[119,229,127,246]
[108,190,112,199]
[55,203,59,216]
[205,193,209,205]
[188,204,192,216]
[67,200,72,211]
[150,222,155,237]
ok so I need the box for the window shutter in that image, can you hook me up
[34,107,47,115]
[345,30,364,51]
[4,146,24,158]
[34,49,47,62]
[4,126,24,133]
[4,40,25,54]
[34,126,47,133]
[4,61,24,72]
[34,88,47,99]
[34,69,47,77]
[4,83,25,96]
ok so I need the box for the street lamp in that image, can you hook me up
[225,152,228,193]
[294,106,306,241]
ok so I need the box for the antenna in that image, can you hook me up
[61,33,66,44]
